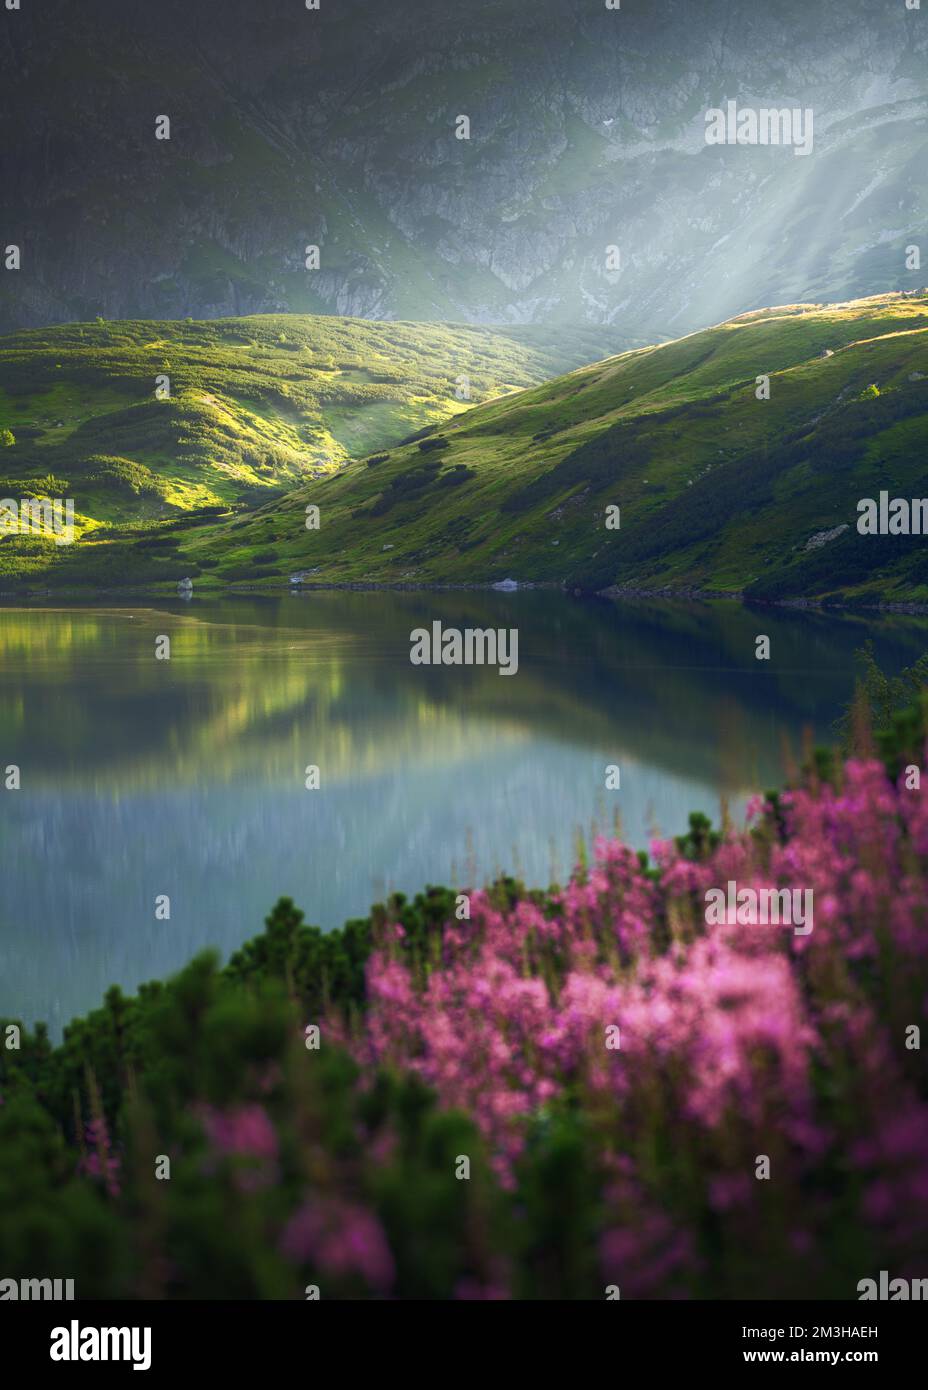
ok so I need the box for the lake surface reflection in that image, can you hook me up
[2,591,925,1034]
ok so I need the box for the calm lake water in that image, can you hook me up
[1,591,926,1035]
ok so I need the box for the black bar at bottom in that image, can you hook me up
[1,1299,921,1376]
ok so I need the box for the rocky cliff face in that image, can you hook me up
[1,0,926,336]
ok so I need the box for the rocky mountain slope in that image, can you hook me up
[2,0,926,335]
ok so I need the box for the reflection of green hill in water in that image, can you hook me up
[1,594,926,793]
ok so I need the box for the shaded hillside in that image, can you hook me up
[0,314,619,587]
[181,293,928,605]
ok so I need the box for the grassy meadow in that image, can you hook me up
[0,314,620,589]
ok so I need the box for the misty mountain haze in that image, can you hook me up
[1,0,925,338]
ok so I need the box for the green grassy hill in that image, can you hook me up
[176,293,928,604]
[6,296,928,603]
[0,314,621,588]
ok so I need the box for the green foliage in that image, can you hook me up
[0,883,509,1299]
[836,640,928,753]
[225,885,460,1017]
[674,811,723,862]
